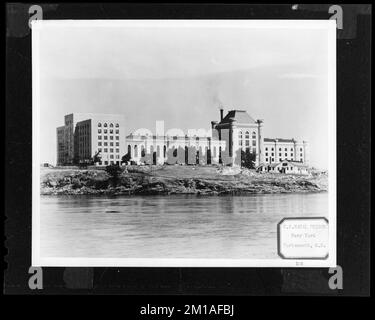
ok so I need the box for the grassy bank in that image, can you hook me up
[40,165,328,196]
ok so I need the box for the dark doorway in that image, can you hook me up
[207,149,212,165]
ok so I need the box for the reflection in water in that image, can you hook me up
[40,193,328,259]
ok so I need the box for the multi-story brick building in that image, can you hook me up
[56,113,125,166]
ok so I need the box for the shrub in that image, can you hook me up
[105,164,124,187]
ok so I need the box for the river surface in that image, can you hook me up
[40,193,328,259]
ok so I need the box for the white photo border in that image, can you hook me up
[32,19,337,268]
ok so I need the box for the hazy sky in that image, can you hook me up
[35,21,334,169]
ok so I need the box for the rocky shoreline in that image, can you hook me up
[40,165,328,196]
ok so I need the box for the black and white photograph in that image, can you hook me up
[4,1,372,299]
[31,20,337,267]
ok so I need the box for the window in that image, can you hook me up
[265,158,268,162]
[116,142,119,146]
[238,131,243,139]
[272,153,274,156]
[252,140,256,146]
[104,129,107,134]
[116,136,119,140]
[116,155,120,159]
[265,153,268,156]
[285,153,287,156]
[98,136,102,140]
[245,131,250,139]
[300,153,303,157]
[104,136,107,140]
[104,142,108,146]
[104,123,107,127]
[272,158,274,162]
[116,148,119,153]
[239,140,243,146]
[110,129,113,134]
[104,148,108,152]
[110,142,113,146]
[285,148,288,151]
[134,145,138,157]
[98,148,102,152]
[265,147,268,151]
[279,153,281,157]
[110,155,114,159]
[98,142,102,146]
[98,123,102,127]
[279,148,282,151]
[98,129,101,133]
[110,148,114,153]
[116,130,119,134]
[245,140,249,146]
[173,149,177,157]
[110,136,113,140]
[115,123,119,127]
[300,148,303,151]
[104,161,108,165]
[110,123,114,127]
[271,148,274,151]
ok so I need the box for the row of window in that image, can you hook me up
[239,131,257,139]
[265,157,303,163]
[101,154,120,160]
[265,147,303,152]
[98,136,120,140]
[239,140,256,147]
[98,123,119,128]
[98,141,119,147]
[266,153,303,157]
[98,129,119,134]
[98,148,120,154]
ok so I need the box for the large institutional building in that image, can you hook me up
[56,110,309,167]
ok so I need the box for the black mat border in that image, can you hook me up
[4,3,372,296]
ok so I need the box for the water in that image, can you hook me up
[40,193,328,259]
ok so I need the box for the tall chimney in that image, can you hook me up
[220,108,224,121]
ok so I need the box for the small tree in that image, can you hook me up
[121,153,131,165]
[105,164,123,187]
[241,149,256,169]
[92,150,102,165]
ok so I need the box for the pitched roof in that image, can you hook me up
[219,110,257,125]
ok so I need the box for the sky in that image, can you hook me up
[35,21,334,169]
